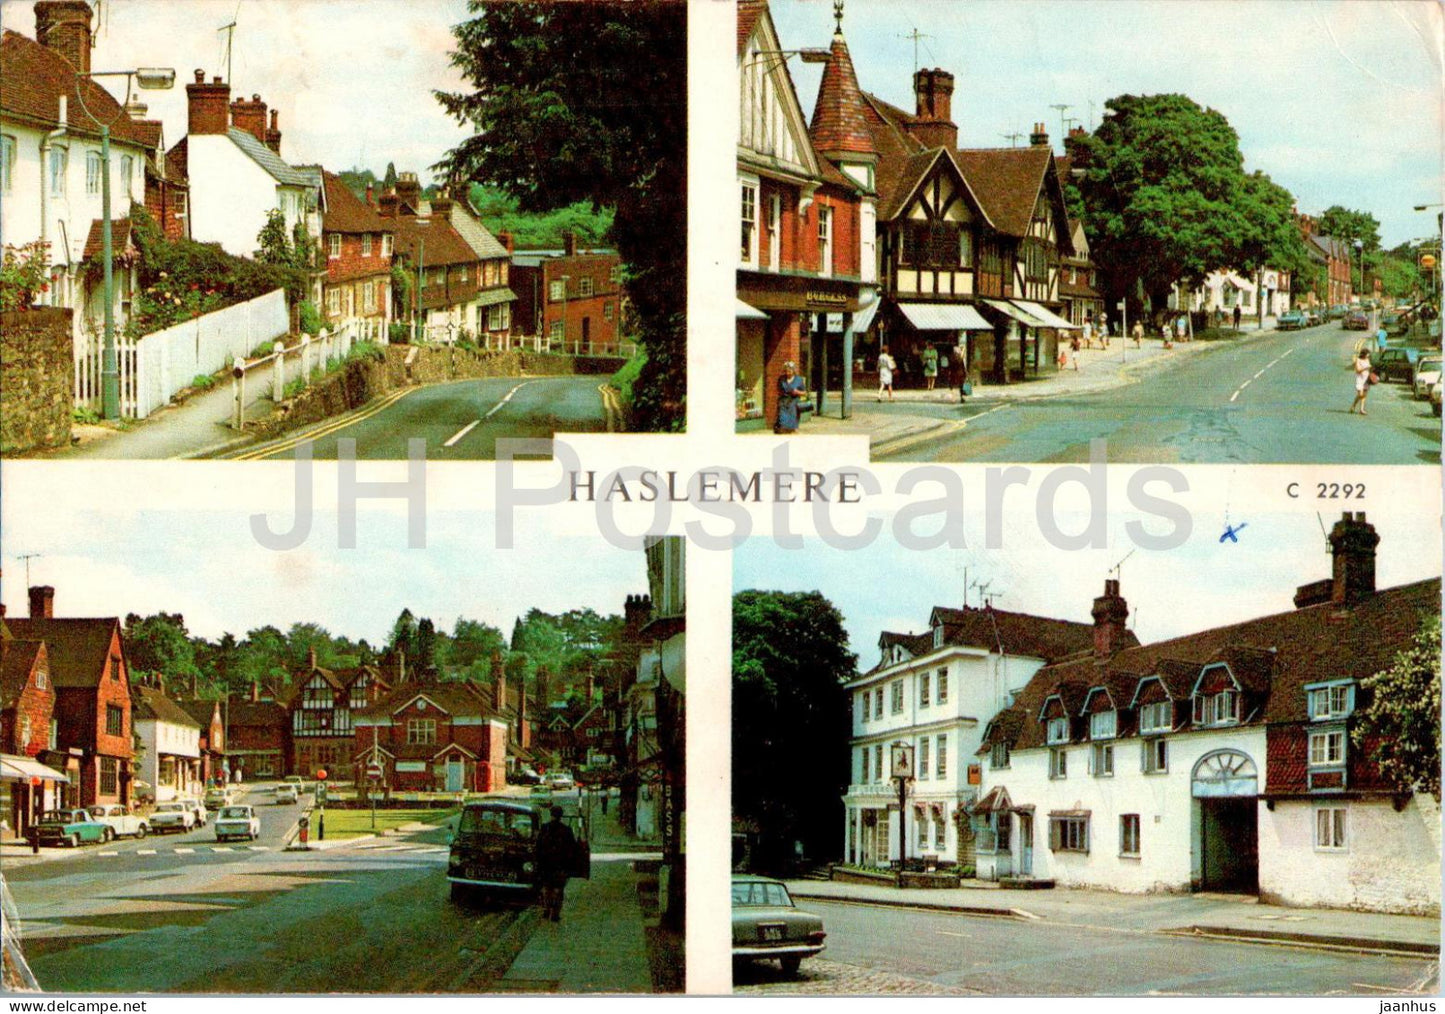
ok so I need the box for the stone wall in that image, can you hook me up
[1,308,73,454]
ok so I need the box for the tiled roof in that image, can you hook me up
[389,213,481,269]
[737,0,764,57]
[1,640,45,710]
[166,137,189,184]
[227,700,286,727]
[1060,277,1100,299]
[132,686,202,728]
[931,605,1111,662]
[809,33,875,159]
[446,201,509,260]
[358,679,495,719]
[322,172,392,235]
[226,128,313,187]
[860,93,925,218]
[0,30,157,149]
[177,699,220,728]
[951,147,1055,238]
[988,577,1440,752]
[4,618,120,689]
[82,217,135,261]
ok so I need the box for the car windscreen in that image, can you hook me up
[458,807,535,837]
[731,881,793,907]
[157,803,185,812]
[218,807,250,819]
[40,811,73,823]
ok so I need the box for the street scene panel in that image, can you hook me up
[736,0,1441,463]
[0,511,685,994]
[1,0,685,460]
[732,507,1441,994]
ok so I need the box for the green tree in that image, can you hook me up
[387,608,418,661]
[237,625,293,693]
[732,590,857,870]
[285,622,341,670]
[124,613,203,687]
[450,618,506,670]
[1066,93,1251,312]
[1317,206,1382,254]
[383,162,398,190]
[1232,171,1309,321]
[433,0,685,432]
[255,209,293,266]
[416,617,439,676]
[1353,614,1441,799]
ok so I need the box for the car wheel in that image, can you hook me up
[450,883,470,904]
[67,834,79,848]
[780,956,803,977]
[103,828,114,843]
[136,824,147,839]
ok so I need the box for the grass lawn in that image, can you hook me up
[316,807,457,839]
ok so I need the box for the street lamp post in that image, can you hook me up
[890,741,914,885]
[558,274,570,353]
[72,68,176,420]
[1353,239,1364,305]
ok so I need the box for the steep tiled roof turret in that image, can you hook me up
[809,31,875,161]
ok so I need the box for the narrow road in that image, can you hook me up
[228,375,608,461]
[894,325,1440,464]
[735,898,1439,995]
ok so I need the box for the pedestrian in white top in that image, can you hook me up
[877,346,896,401]
[1349,347,1374,415]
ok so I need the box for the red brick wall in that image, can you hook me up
[541,255,622,347]
[0,654,54,757]
[326,231,391,285]
[761,312,801,428]
[92,632,133,764]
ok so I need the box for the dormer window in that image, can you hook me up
[933,625,944,649]
[1193,690,1239,727]
[1308,683,1354,721]
[1138,700,1172,734]
[1046,716,1069,744]
[1089,710,1116,740]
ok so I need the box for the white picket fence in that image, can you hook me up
[410,321,635,359]
[229,316,386,429]
[75,289,289,420]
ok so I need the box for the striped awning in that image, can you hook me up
[0,754,69,783]
[1012,300,1081,330]
[898,302,993,331]
[736,298,769,321]
[981,298,1048,327]
[852,297,880,333]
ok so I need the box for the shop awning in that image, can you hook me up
[981,299,1048,327]
[476,287,517,308]
[0,754,70,783]
[851,298,880,333]
[736,298,769,321]
[1012,300,1081,330]
[898,302,993,331]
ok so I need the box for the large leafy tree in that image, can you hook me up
[1066,94,1252,312]
[1232,171,1310,323]
[124,613,202,688]
[1353,614,1441,800]
[433,1,685,432]
[733,590,857,870]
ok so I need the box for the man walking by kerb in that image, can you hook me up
[537,805,576,922]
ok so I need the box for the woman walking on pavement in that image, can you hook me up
[1349,347,1374,415]
[877,346,896,401]
[774,361,807,434]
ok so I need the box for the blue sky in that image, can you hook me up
[0,500,648,643]
[771,0,1443,248]
[735,506,1442,668]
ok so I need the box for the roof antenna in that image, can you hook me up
[1049,103,1073,143]
[1000,131,1024,148]
[899,27,933,76]
[218,19,238,84]
[1316,511,1330,551]
[1109,548,1135,581]
[16,552,42,590]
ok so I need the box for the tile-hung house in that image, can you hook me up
[287,653,388,777]
[167,75,319,261]
[436,190,516,344]
[1,2,164,349]
[0,616,70,839]
[1302,229,1355,307]
[735,0,869,426]
[378,173,490,342]
[975,514,1441,916]
[6,587,134,808]
[843,603,1110,871]
[352,679,508,794]
[317,171,393,335]
[130,684,202,801]
[853,76,1079,386]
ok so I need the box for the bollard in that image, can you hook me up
[298,814,309,846]
[273,341,286,401]
[231,357,246,430]
[300,335,312,386]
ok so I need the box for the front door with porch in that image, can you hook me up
[1018,812,1034,876]
[445,757,464,792]
[1193,749,1260,893]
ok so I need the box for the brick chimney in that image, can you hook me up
[1030,122,1050,148]
[230,94,268,144]
[377,191,399,219]
[1329,511,1379,606]
[308,646,317,669]
[911,68,957,150]
[28,586,55,619]
[491,651,507,713]
[186,70,231,136]
[35,0,92,74]
[265,109,282,154]
[1091,579,1129,659]
[365,182,375,206]
[395,172,422,211]
[431,191,454,218]
[497,231,515,254]
[562,230,578,257]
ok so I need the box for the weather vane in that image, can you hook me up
[834,0,844,33]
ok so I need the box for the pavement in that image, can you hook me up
[782,877,1441,956]
[57,377,276,460]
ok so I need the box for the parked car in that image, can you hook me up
[214,804,260,842]
[283,775,309,793]
[1305,307,1324,326]
[177,796,207,826]
[511,767,544,786]
[1344,310,1370,330]
[1373,346,1422,384]
[1326,304,1348,320]
[1276,309,1307,331]
[32,808,111,847]
[1412,356,1443,399]
[275,784,299,805]
[203,787,231,811]
[447,800,589,903]
[149,800,197,833]
[1431,380,1442,418]
[731,875,827,977]
[87,804,149,839]
[546,772,576,791]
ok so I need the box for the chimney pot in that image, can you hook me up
[195,69,205,83]
[35,0,93,75]
[1091,579,1128,659]
[28,585,55,619]
[1329,511,1379,606]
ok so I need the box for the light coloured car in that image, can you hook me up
[87,804,149,839]
[148,801,196,833]
[546,772,575,791]
[1412,356,1442,399]
[214,804,260,842]
[731,875,826,977]
[177,797,207,826]
[275,784,299,805]
[1432,380,1442,418]
[203,787,231,811]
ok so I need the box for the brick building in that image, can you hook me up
[7,586,134,808]
[287,654,388,778]
[975,514,1440,915]
[510,233,625,352]
[318,170,393,333]
[353,679,508,794]
[225,687,288,781]
[1,615,68,839]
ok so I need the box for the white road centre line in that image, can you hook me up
[248,845,269,851]
[136,849,157,855]
[484,381,531,419]
[175,848,195,854]
[211,846,233,852]
[98,851,118,857]
[936,930,971,938]
[1229,345,1297,403]
[442,419,480,448]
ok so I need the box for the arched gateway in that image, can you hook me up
[1192,749,1259,893]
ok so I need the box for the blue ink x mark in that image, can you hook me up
[1220,523,1248,544]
